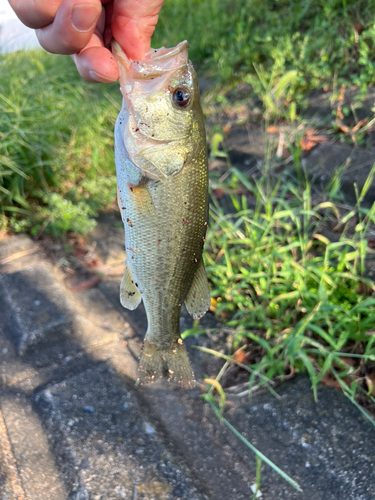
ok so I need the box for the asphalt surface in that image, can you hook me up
[1,232,375,500]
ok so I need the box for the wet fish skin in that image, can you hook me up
[113,41,210,387]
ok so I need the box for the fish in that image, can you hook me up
[112,40,210,388]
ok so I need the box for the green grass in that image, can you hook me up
[196,157,375,422]
[1,6,374,420]
[0,50,119,236]
[154,0,375,101]
[190,156,375,488]
[2,7,375,487]
[3,1,375,231]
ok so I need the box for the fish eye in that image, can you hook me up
[172,88,191,108]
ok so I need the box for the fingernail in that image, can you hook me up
[89,70,117,83]
[72,4,101,32]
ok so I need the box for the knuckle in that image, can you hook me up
[36,31,79,55]
[59,37,81,54]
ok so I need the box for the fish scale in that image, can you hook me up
[122,155,207,343]
[113,41,210,387]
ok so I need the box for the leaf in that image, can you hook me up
[353,21,364,34]
[209,297,218,313]
[266,125,279,134]
[337,84,346,104]
[351,298,375,312]
[365,374,375,396]
[313,233,331,246]
[357,280,375,295]
[300,130,327,151]
[212,188,226,199]
[337,124,350,133]
[314,202,340,220]
[204,379,226,410]
[232,349,248,364]
[359,163,375,201]
[231,167,255,192]
[271,70,298,100]
[320,372,341,388]
[352,118,368,134]
[194,346,272,383]
[271,290,300,303]
[210,133,226,158]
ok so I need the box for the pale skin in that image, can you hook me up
[8,0,165,82]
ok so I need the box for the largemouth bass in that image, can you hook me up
[113,41,210,388]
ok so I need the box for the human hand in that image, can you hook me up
[8,0,165,82]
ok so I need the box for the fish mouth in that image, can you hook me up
[112,40,189,85]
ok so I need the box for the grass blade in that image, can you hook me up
[207,400,303,492]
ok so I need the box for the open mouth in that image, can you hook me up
[112,40,189,82]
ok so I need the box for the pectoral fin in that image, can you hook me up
[120,263,142,310]
[117,187,123,221]
[185,259,211,319]
[133,143,187,179]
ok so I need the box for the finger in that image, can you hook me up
[9,0,62,29]
[73,8,118,82]
[73,19,118,82]
[36,0,102,55]
[74,44,119,82]
[111,0,165,61]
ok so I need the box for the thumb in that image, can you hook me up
[111,0,165,61]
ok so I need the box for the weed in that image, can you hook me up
[201,160,375,423]
[4,2,375,233]
[0,50,119,236]
[2,5,374,487]
[154,0,375,105]
[201,377,302,492]
[252,456,262,500]
[187,156,375,490]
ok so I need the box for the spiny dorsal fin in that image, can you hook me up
[120,263,142,310]
[185,259,210,319]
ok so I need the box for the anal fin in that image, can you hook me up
[120,262,142,310]
[185,259,210,319]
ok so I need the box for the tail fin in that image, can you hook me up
[138,339,195,389]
